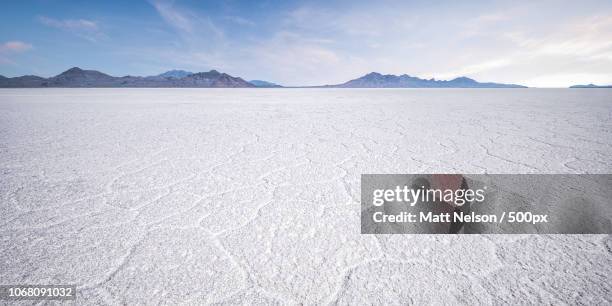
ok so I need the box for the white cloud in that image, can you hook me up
[133,1,612,87]
[427,11,612,86]
[38,16,105,42]
[459,12,511,39]
[149,0,194,33]
[224,16,255,27]
[435,59,514,80]
[142,0,232,79]
[247,31,368,86]
[282,5,417,38]
[39,16,98,31]
[149,0,223,38]
[510,16,612,59]
[0,41,32,65]
[0,41,32,53]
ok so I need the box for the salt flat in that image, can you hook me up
[0,88,611,304]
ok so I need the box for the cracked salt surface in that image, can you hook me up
[0,88,611,305]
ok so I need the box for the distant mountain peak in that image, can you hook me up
[157,70,193,79]
[452,76,474,81]
[329,72,526,88]
[65,67,84,73]
[56,67,111,77]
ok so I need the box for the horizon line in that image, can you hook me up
[2,66,612,89]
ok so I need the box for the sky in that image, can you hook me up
[1,0,612,87]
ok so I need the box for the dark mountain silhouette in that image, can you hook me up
[0,75,48,87]
[46,67,117,87]
[180,70,255,87]
[569,84,612,88]
[325,72,526,88]
[0,67,255,88]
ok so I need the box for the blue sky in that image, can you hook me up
[1,0,612,87]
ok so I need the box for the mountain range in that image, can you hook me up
[0,68,553,88]
[0,67,255,88]
[323,72,526,88]
[569,84,612,88]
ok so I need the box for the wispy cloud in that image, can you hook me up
[426,9,612,87]
[0,41,32,53]
[38,16,105,42]
[224,16,255,27]
[507,15,612,60]
[459,12,510,38]
[39,16,98,31]
[145,0,228,75]
[0,41,32,65]
[149,0,223,38]
[9,0,609,86]
[149,0,194,33]
[435,58,514,80]
[249,30,367,86]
